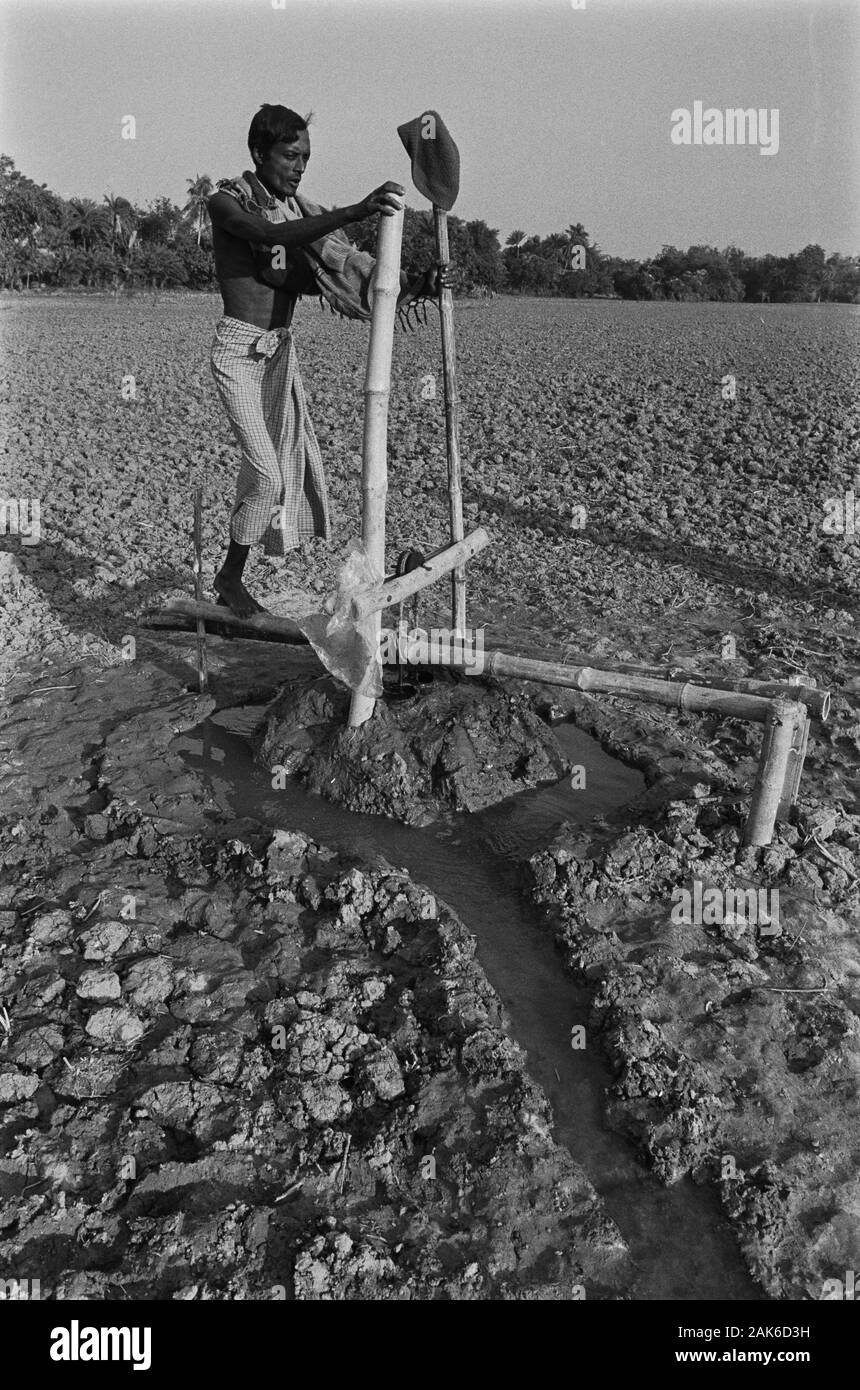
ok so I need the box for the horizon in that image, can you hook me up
[0,0,858,262]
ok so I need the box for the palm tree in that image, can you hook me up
[68,198,109,251]
[566,223,589,248]
[544,231,572,269]
[183,175,214,246]
[505,229,527,256]
[104,194,138,252]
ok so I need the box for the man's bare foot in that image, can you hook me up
[213,570,269,619]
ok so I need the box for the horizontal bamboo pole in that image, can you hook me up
[488,654,775,722]
[140,610,804,730]
[398,639,777,722]
[143,601,828,725]
[140,599,309,645]
[349,527,490,620]
[701,678,828,722]
[555,649,830,721]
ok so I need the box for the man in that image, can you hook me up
[209,103,442,618]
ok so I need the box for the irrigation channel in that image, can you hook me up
[175,705,764,1302]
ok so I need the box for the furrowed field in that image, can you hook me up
[1,293,858,679]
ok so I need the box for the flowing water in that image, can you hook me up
[176,707,763,1301]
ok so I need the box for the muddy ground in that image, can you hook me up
[1,295,859,1299]
[523,683,860,1301]
[0,654,630,1300]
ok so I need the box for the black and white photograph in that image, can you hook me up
[0,0,858,1358]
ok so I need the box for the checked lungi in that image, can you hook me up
[210,315,330,557]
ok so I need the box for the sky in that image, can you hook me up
[0,0,858,260]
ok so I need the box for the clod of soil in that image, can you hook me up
[255,674,569,825]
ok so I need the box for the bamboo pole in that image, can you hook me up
[139,606,808,733]
[140,596,828,725]
[483,649,776,722]
[348,202,404,729]
[350,527,489,620]
[551,650,830,721]
[434,206,466,636]
[777,706,810,821]
[742,700,805,846]
[139,599,309,644]
[192,486,208,693]
[396,638,777,722]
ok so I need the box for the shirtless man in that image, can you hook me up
[208,103,442,617]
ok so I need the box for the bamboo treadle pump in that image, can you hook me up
[145,113,830,849]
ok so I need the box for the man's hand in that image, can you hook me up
[400,263,453,303]
[352,182,405,220]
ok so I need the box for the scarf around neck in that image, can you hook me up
[216,169,375,321]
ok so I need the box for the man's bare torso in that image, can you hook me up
[212,224,300,332]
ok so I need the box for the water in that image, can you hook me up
[175,706,763,1301]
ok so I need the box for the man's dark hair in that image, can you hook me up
[248,104,313,164]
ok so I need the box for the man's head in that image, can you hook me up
[248,104,312,198]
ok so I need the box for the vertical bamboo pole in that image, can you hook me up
[433,206,466,636]
[348,203,404,729]
[777,707,810,820]
[742,699,803,847]
[192,485,208,693]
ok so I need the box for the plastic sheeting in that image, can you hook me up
[292,539,384,699]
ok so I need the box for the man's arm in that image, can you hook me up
[208,181,404,250]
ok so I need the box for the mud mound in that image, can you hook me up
[255,674,569,825]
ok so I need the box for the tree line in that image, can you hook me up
[0,157,215,292]
[2,155,857,303]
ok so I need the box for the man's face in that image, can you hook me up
[254,131,310,198]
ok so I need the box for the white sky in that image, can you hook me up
[1,0,858,259]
